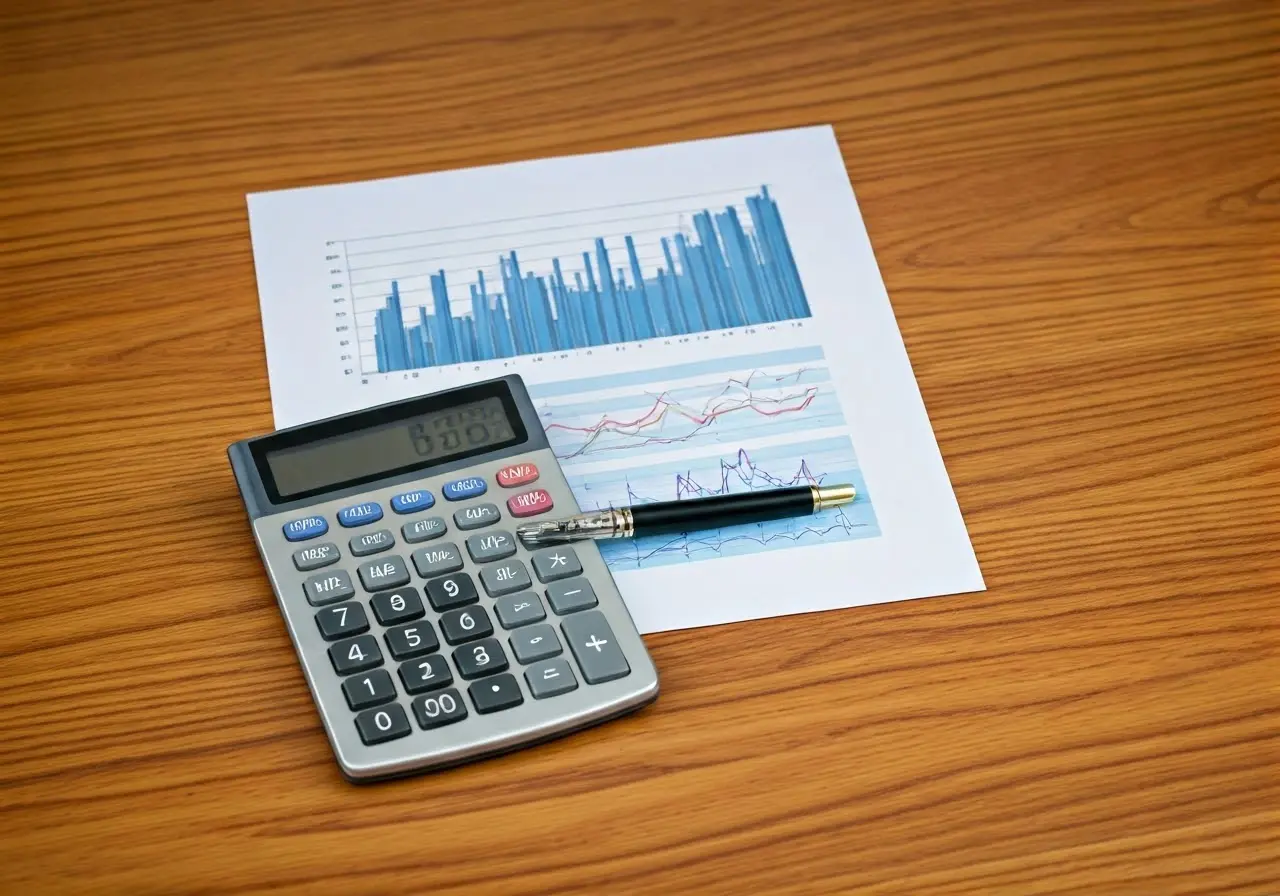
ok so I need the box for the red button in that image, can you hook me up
[507,488,554,518]
[496,463,540,488]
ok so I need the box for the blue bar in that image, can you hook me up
[594,240,628,341]
[470,282,490,361]
[716,209,765,325]
[491,294,514,357]
[693,212,744,327]
[625,235,660,337]
[747,193,793,319]
[661,238,694,333]
[499,256,530,354]
[656,269,684,335]
[761,185,809,316]
[674,234,719,330]
[553,259,586,349]
[581,254,609,343]
[523,273,555,352]
[362,187,813,372]
[429,271,456,364]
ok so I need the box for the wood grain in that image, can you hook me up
[2,0,1278,893]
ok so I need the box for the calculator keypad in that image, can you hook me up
[562,611,630,684]
[480,559,531,596]
[402,517,447,543]
[343,670,397,710]
[355,704,410,745]
[453,503,501,530]
[384,622,438,660]
[425,572,478,611]
[329,634,384,675]
[413,689,468,728]
[494,592,546,629]
[369,586,425,625]
[506,488,554,518]
[357,555,410,591]
[259,453,652,778]
[412,543,464,578]
[466,530,517,563]
[545,578,598,614]
[531,546,582,582]
[469,674,523,713]
[440,605,494,645]
[526,658,578,700]
[398,655,453,694]
[315,602,370,640]
[338,502,383,527]
[349,529,395,557]
[510,623,562,664]
[304,569,355,606]
[453,638,508,679]
[293,542,340,571]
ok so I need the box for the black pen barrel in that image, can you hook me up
[628,486,814,535]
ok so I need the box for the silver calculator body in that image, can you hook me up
[228,375,658,782]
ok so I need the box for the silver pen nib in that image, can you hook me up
[516,508,632,546]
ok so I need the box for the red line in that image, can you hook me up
[545,388,818,437]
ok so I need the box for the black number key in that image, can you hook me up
[314,602,369,641]
[398,655,453,694]
[413,688,468,729]
[439,605,494,645]
[370,586,425,625]
[329,634,383,675]
[342,669,396,710]
[355,704,411,745]
[452,637,509,679]
[469,673,524,714]
[425,572,478,611]
[384,622,439,660]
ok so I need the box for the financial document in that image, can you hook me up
[245,125,984,633]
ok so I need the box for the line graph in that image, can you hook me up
[565,438,878,569]
[528,346,880,570]
[535,351,845,460]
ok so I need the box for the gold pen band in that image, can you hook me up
[810,484,857,511]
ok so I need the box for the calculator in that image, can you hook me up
[227,375,659,781]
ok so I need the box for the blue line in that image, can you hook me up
[527,345,827,398]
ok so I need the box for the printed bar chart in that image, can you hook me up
[368,187,811,371]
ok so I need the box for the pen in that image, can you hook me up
[515,484,857,546]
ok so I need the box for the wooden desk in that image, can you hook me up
[2,2,1277,892]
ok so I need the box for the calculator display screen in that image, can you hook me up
[264,395,518,499]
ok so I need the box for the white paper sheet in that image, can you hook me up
[245,125,984,633]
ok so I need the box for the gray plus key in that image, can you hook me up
[357,555,410,591]
[531,546,582,583]
[402,516,446,544]
[453,503,500,530]
[494,591,545,629]
[562,611,630,684]
[349,528,395,557]
[411,542,463,578]
[525,658,578,699]
[479,558,531,596]
[303,568,354,606]
[292,542,339,571]
[465,529,517,563]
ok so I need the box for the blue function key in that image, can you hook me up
[283,515,328,542]
[442,477,487,502]
[338,501,383,528]
[391,489,435,514]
